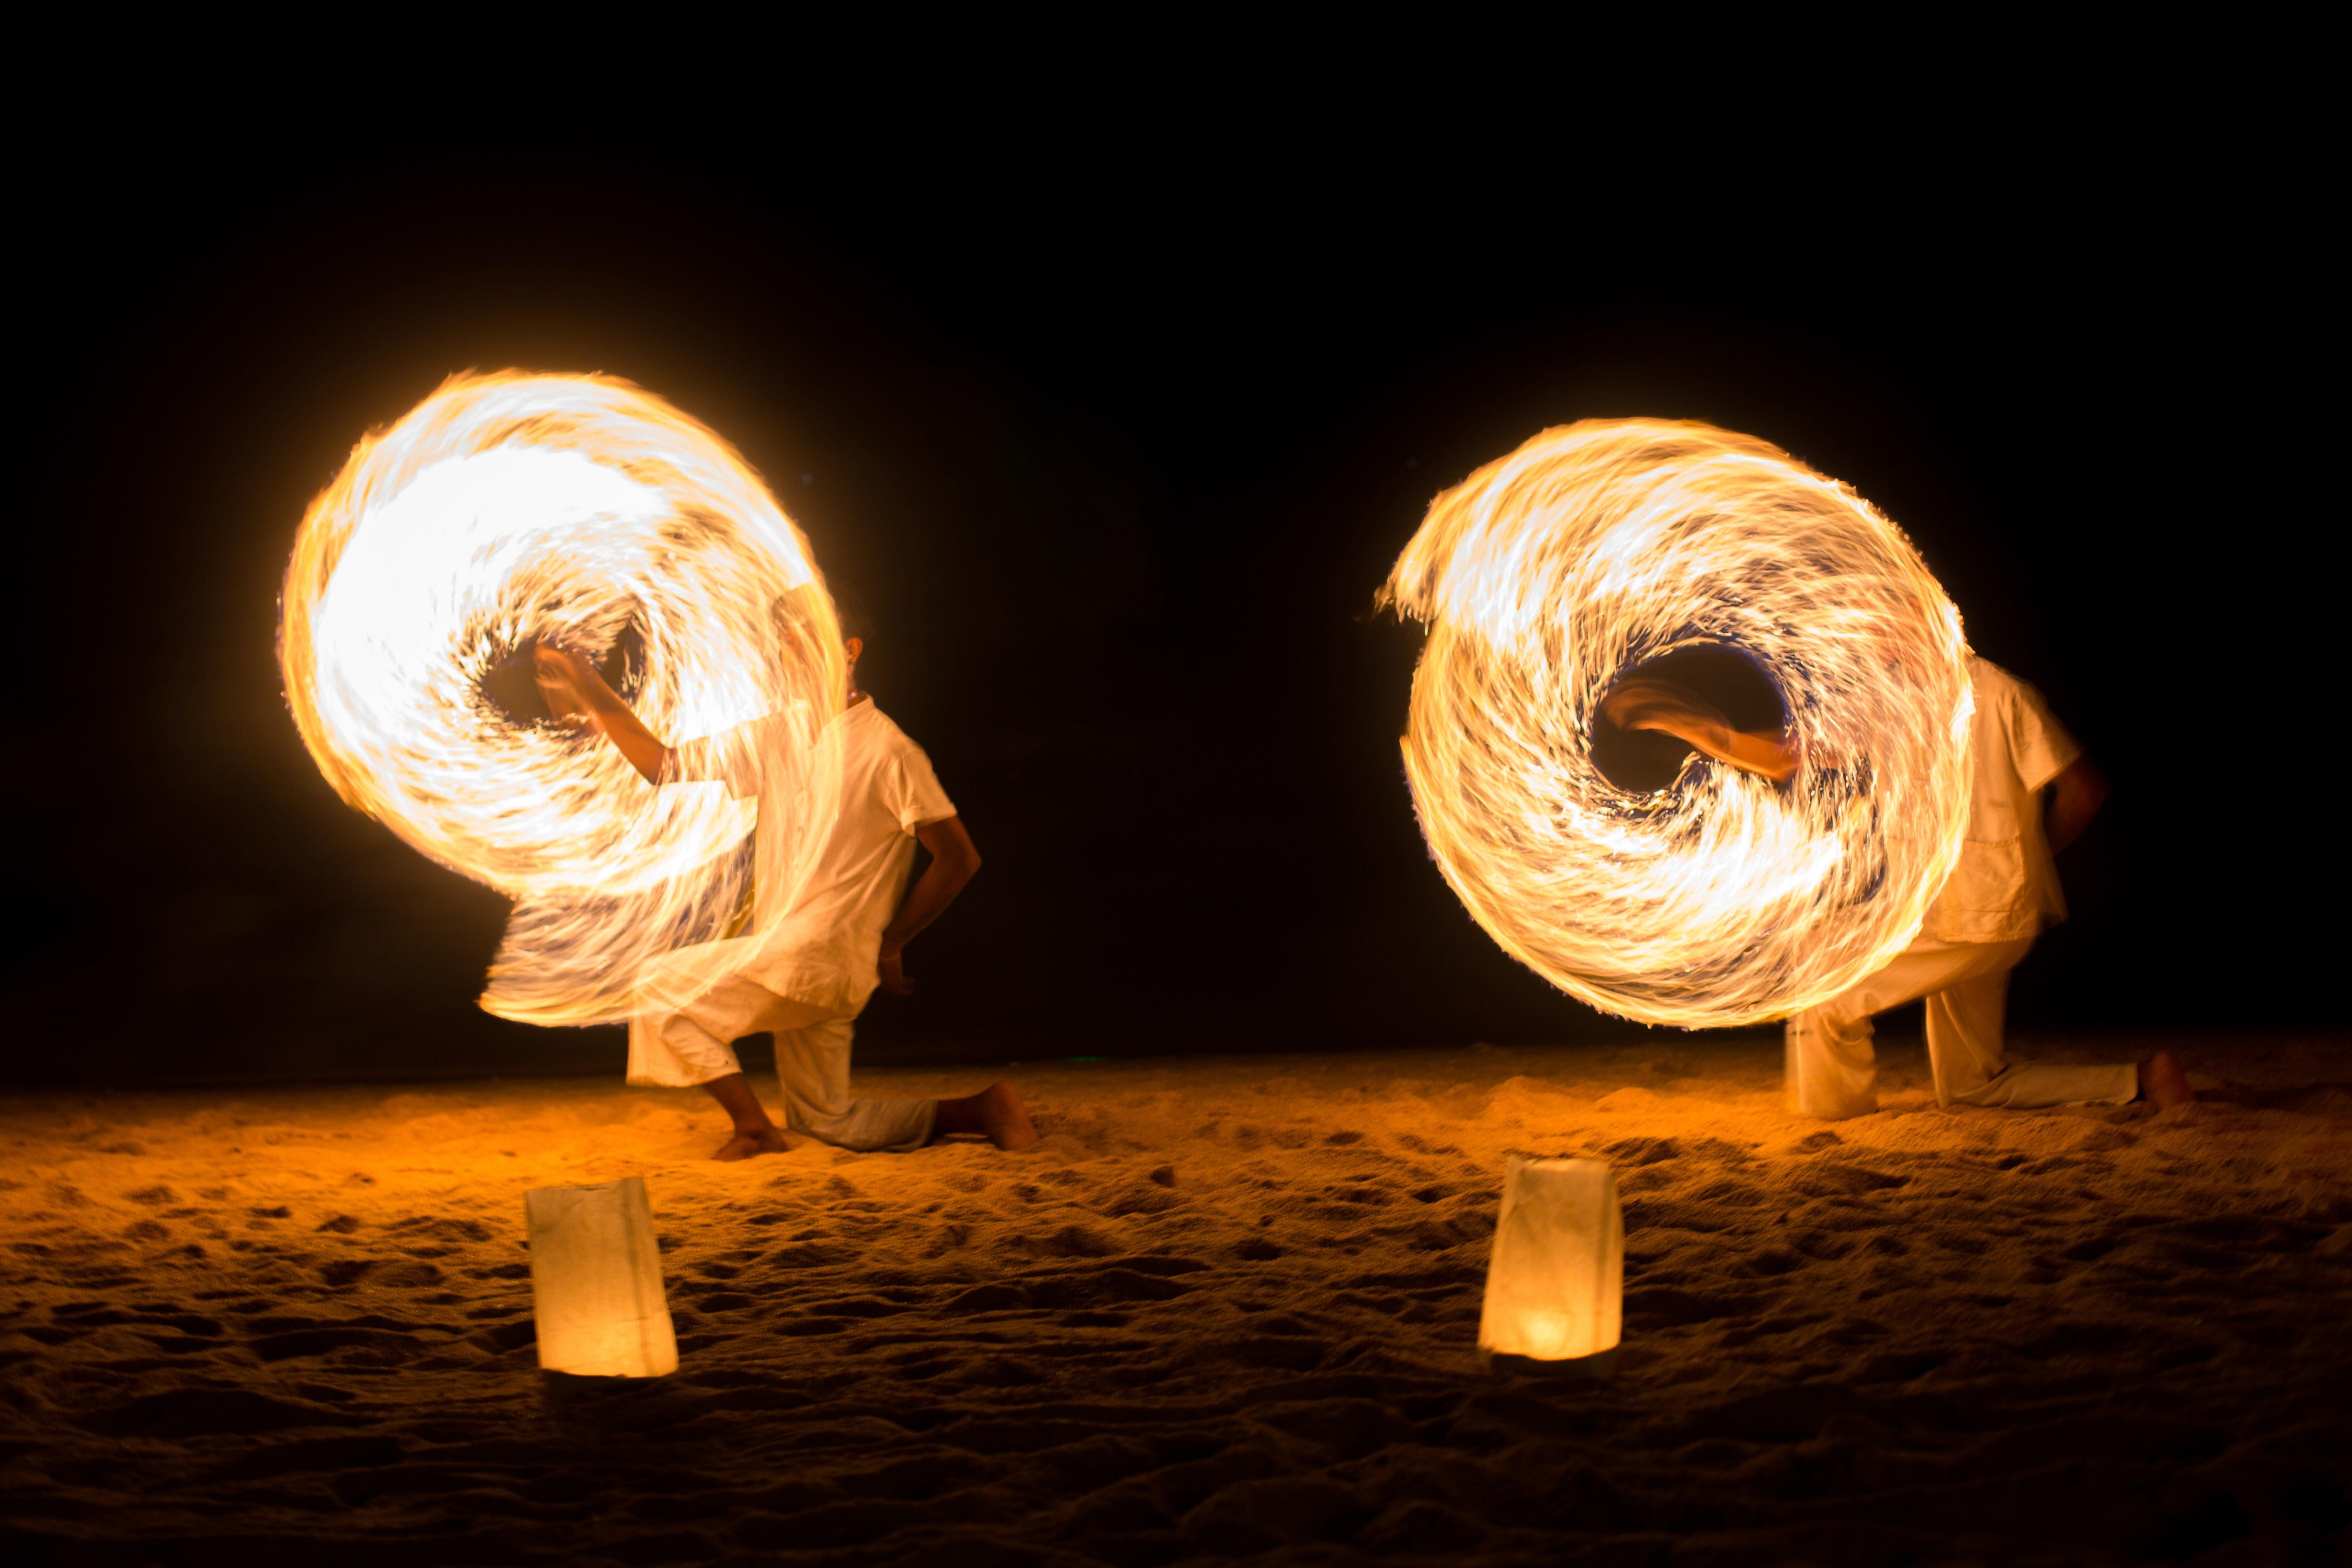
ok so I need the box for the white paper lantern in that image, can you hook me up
[526,1175,679,1377]
[1478,1154,1623,1374]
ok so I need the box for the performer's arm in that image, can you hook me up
[1601,677,1797,783]
[2044,755,2108,853]
[877,815,982,996]
[533,644,675,785]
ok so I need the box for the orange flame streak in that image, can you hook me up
[280,372,843,1027]
[1383,420,1973,1027]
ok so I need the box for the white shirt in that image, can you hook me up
[677,699,956,1012]
[1924,658,2082,945]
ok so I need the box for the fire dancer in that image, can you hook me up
[1605,659,2194,1118]
[533,606,1038,1160]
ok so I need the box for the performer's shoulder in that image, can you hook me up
[1967,655,2025,703]
[1964,658,2070,745]
[853,702,933,759]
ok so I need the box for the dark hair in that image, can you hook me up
[830,584,873,644]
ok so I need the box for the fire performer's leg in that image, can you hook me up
[628,1001,748,1089]
[1787,934,2024,1119]
[1784,1002,1882,1121]
[629,960,796,1160]
[701,1074,790,1162]
[1931,950,2142,1109]
[772,1014,939,1153]
[933,1083,1042,1150]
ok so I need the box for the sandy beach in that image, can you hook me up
[3,1032,2346,1565]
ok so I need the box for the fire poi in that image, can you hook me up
[279,372,844,1027]
[1382,419,1974,1027]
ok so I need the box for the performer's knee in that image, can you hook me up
[627,1011,742,1087]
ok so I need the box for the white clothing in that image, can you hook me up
[1785,931,2136,1119]
[1786,659,2132,1119]
[629,977,936,1152]
[627,700,954,1153]
[1926,658,2081,944]
[666,700,956,1015]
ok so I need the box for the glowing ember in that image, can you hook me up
[1382,420,1973,1027]
[280,372,843,1026]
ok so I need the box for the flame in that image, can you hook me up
[1383,420,1972,1028]
[280,372,843,1027]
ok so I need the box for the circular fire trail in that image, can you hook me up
[280,372,843,1027]
[1383,420,1972,1028]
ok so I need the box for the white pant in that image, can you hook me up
[628,970,936,1152]
[1785,932,2138,1120]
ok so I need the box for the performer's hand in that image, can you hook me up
[1603,677,1795,783]
[533,642,598,728]
[878,944,915,996]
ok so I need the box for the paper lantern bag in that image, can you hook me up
[526,1175,679,1377]
[1478,1154,1622,1368]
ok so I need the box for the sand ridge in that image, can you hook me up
[2,1035,2347,1565]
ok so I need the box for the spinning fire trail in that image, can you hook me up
[1383,420,1974,1028]
[279,372,844,1027]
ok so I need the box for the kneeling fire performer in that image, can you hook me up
[533,608,1038,1160]
[1607,658,2194,1119]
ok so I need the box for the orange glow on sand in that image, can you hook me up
[279,372,844,1027]
[0,1038,2327,1565]
[1383,420,1974,1028]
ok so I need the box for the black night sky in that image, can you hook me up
[12,129,2328,1086]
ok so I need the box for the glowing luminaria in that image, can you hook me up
[281,372,843,1027]
[1382,420,1973,1027]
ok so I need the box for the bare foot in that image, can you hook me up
[701,1074,788,1159]
[934,1082,1041,1150]
[713,1126,791,1161]
[2140,1050,2196,1111]
[976,1082,1040,1151]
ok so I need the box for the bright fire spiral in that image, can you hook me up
[280,372,844,1027]
[1382,419,1973,1028]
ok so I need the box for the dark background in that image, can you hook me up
[11,122,2328,1085]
